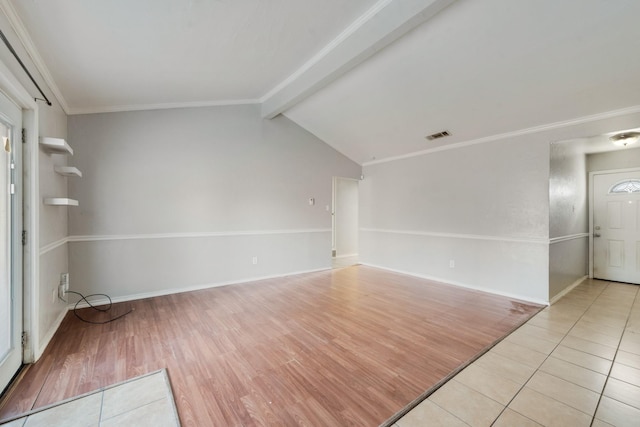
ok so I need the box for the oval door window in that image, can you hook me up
[609,179,640,194]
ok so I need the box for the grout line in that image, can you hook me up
[491,283,640,425]
[427,396,477,426]
[490,281,610,425]
[99,397,167,423]
[589,285,640,427]
[98,390,105,426]
[498,282,639,425]
[0,370,170,425]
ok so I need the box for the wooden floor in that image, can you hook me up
[0,266,541,426]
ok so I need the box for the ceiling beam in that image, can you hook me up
[260,0,457,119]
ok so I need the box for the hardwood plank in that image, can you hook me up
[0,266,541,425]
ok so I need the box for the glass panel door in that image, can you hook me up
[0,122,10,362]
[0,91,22,393]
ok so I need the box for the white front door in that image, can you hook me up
[593,170,640,284]
[0,91,22,393]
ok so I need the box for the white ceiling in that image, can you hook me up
[558,127,640,155]
[285,0,640,164]
[4,0,640,164]
[6,0,378,111]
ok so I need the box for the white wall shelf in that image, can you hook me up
[43,198,79,206]
[54,166,82,177]
[39,137,74,155]
[41,137,80,205]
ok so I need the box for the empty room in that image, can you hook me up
[1,0,640,426]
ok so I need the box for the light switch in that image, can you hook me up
[308,198,315,206]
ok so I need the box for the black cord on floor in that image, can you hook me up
[65,290,133,324]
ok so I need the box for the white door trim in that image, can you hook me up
[588,166,640,279]
[332,176,359,260]
[0,57,38,364]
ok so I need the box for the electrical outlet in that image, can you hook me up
[61,273,69,291]
[252,256,258,265]
[449,259,455,268]
[58,283,65,300]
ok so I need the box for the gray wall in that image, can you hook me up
[587,147,640,172]
[360,135,550,303]
[67,105,360,300]
[37,107,69,351]
[548,142,588,300]
[360,110,640,304]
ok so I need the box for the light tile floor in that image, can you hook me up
[394,279,640,427]
[0,370,180,427]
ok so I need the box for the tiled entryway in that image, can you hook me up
[0,370,179,427]
[394,279,640,427]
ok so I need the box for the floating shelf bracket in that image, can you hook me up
[43,198,79,206]
[54,166,82,177]
[39,137,73,155]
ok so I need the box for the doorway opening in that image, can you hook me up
[331,177,358,269]
[589,168,640,285]
[549,128,640,301]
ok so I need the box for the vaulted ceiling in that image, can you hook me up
[5,0,379,110]
[4,0,640,164]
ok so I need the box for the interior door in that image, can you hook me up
[334,177,359,258]
[0,91,22,393]
[593,170,640,284]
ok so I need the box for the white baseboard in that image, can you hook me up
[358,262,548,306]
[35,307,68,360]
[549,275,588,305]
[68,267,331,309]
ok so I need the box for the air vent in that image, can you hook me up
[425,130,450,141]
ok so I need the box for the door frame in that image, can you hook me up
[588,166,640,279]
[0,58,39,364]
[331,176,359,259]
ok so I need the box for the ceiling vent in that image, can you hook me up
[425,130,450,141]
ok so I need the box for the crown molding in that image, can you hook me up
[0,0,260,116]
[363,104,640,166]
[0,0,69,112]
[0,45,36,109]
[67,98,261,115]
